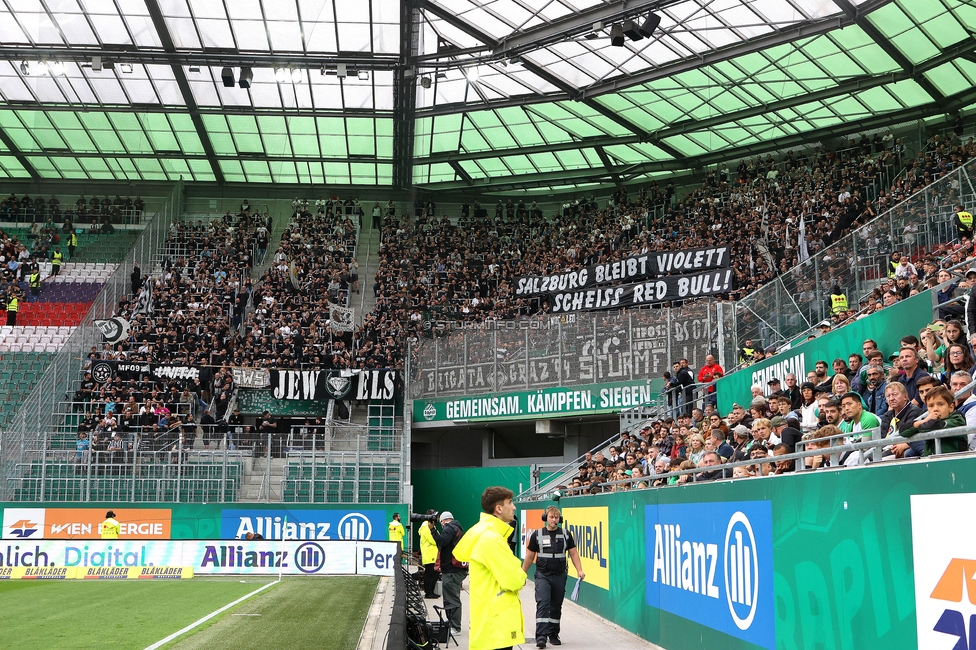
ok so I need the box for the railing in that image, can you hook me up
[6,430,249,503]
[0,181,185,500]
[728,154,976,364]
[516,424,976,502]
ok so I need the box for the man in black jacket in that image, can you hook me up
[676,359,695,416]
[881,382,924,458]
[434,512,467,633]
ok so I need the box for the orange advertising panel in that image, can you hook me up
[519,509,545,560]
[2,508,172,540]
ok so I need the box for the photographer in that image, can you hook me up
[419,510,439,598]
[434,512,467,634]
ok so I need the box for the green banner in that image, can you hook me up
[237,389,331,416]
[716,291,934,414]
[413,378,664,423]
[538,456,975,650]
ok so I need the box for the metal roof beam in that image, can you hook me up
[833,0,945,101]
[420,83,976,191]
[0,47,399,69]
[595,145,620,185]
[491,0,673,59]
[144,0,224,184]
[0,101,376,119]
[448,160,473,185]
[0,128,39,180]
[412,36,976,166]
[419,0,499,47]
[394,1,419,188]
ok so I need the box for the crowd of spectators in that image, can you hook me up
[238,199,361,369]
[0,193,145,224]
[367,126,976,371]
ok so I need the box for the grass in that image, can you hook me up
[0,576,379,650]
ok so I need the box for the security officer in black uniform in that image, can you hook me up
[522,506,586,649]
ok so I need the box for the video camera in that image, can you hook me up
[410,511,439,523]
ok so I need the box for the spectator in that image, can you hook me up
[894,347,929,406]
[879,381,922,461]
[901,386,969,456]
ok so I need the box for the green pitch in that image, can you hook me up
[0,576,379,649]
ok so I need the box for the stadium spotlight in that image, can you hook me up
[35,61,49,76]
[465,68,479,83]
[290,68,302,83]
[238,66,253,89]
[274,67,288,82]
[336,63,347,78]
[49,61,65,76]
[91,56,102,72]
[610,23,625,47]
[119,63,133,73]
[221,66,235,87]
[357,69,369,81]
[19,61,29,75]
[188,65,201,73]
[622,20,641,41]
[420,76,431,88]
[639,13,661,38]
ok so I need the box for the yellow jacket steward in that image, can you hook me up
[453,513,526,650]
[419,524,438,565]
[830,293,847,315]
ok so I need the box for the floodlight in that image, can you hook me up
[221,66,234,87]
[358,70,369,81]
[639,13,661,38]
[35,62,49,76]
[19,61,29,75]
[610,24,625,46]
[465,68,479,83]
[119,63,133,73]
[337,63,347,78]
[420,76,431,88]
[49,61,65,76]
[239,67,253,89]
[290,68,302,83]
[275,68,288,82]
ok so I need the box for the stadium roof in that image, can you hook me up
[0,0,973,192]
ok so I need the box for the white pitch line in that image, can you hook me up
[144,580,279,650]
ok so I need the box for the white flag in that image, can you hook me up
[798,214,810,263]
[329,304,355,332]
[570,578,581,602]
[94,317,130,344]
[132,276,153,316]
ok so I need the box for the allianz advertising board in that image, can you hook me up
[645,501,774,649]
[221,509,387,541]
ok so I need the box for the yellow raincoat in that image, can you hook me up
[453,513,526,650]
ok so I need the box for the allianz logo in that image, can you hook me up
[650,511,760,630]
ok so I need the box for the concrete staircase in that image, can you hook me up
[239,456,286,502]
[356,221,382,324]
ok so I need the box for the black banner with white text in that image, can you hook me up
[269,369,400,402]
[515,245,730,296]
[548,269,733,313]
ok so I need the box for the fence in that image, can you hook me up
[7,430,247,503]
[730,155,976,356]
[0,181,185,501]
[408,301,730,401]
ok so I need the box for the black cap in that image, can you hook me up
[767,378,781,385]
[800,381,815,391]
[105,511,116,518]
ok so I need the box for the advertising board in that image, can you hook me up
[0,540,399,576]
[562,506,610,590]
[2,507,172,540]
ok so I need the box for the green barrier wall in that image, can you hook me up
[545,456,976,650]
[412,466,538,534]
[716,292,934,415]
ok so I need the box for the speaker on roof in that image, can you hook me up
[639,13,661,38]
[622,20,642,41]
[239,67,253,89]
[221,67,234,88]
[610,23,625,47]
